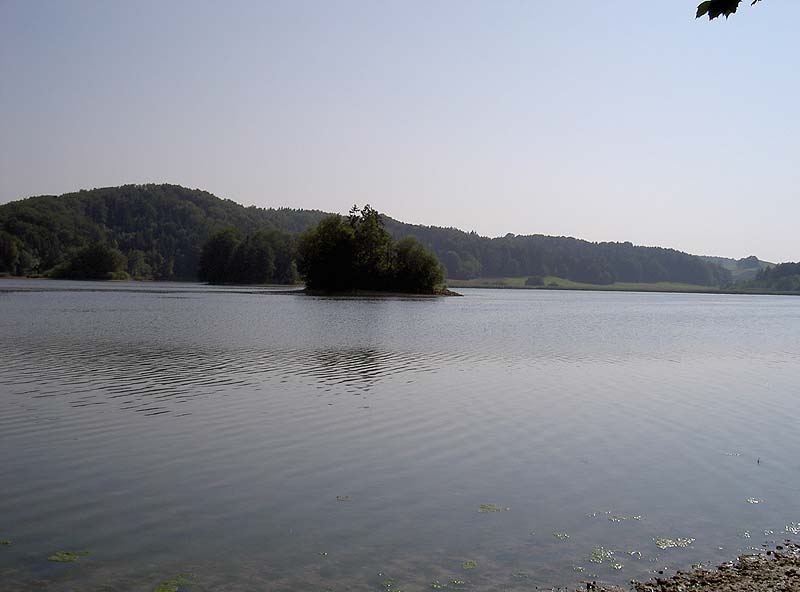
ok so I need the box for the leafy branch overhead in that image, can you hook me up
[696,0,762,20]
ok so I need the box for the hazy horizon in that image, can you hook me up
[2,1,798,262]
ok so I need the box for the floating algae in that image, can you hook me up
[478,503,509,513]
[609,514,641,523]
[785,522,800,535]
[746,497,762,504]
[589,546,615,564]
[336,495,352,502]
[738,530,751,539]
[430,581,445,589]
[607,515,624,522]
[628,550,642,559]
[654,537,695,550]
[450,580,466,587]
[572,566,585,572]
[461,560,477,570]
[153,574,192,592]
[552,531,569,540]
[587,510,612,518]
[611,562,624,570]
[588,510,641,522]
[47,550,90,563]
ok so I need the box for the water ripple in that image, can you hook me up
[2,282,800,591]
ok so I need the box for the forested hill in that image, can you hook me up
[383,220,729,286]
[699,255,773,282]
[0,185,326,279]
[741,262,800,293]
[0,184,730,286]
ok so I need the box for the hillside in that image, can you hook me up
[0,185,325,280]
[385,221,730,286]
[739,262,800,293]
[0,184,731,286]
[699,255,773,282]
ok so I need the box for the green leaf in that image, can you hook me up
[696,0,744,20]
[696,1,713,18]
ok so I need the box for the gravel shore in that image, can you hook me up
[583,541,800,592]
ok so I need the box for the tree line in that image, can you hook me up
[742,262,800,292]
[0,184,739,287]
[0,184,324,280]
[381,221,732,286]
[198,228,296,284]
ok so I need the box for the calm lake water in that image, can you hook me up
[1,279,799,591]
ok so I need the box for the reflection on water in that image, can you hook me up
[1,279,800,591]
[1,344,438,415]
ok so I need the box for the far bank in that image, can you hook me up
[447,275,800,297]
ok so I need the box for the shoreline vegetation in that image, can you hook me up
[295,205,453,295]
[2,268,798,298]
[0,184,797,295]
[3,272,799,297]
[588,541,800,592]
[302,286,462,297]
[447,275,800,296]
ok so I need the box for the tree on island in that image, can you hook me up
[696,0,762,20]
[297,205,445,293]
[50,242,128,280]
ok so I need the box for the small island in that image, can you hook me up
[296,205,458,296]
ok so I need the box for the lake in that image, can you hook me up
[1,279,799,591]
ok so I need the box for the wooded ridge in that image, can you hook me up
[0,184,770,288]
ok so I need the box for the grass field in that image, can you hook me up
[446,276,717,293]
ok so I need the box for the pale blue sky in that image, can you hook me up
[1,1,797,261]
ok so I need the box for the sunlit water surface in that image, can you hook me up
[1,279,799,591]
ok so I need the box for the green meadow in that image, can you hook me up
[446,276,716,293]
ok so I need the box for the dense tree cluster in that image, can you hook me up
[700,255,771,282]
[49,242,128,280]
[198,228,296,284]
[381,221,732,286]
[745,262,800,292]
[0,184,734,287]
[0,184,325,280]
[297,206,444,293]
[0,230,22,274]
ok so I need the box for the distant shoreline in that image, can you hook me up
[459,284,800,297]
[299,287,462,297]
[0,277,462,297]
[3,274,800,296]
[446,276,800,297]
